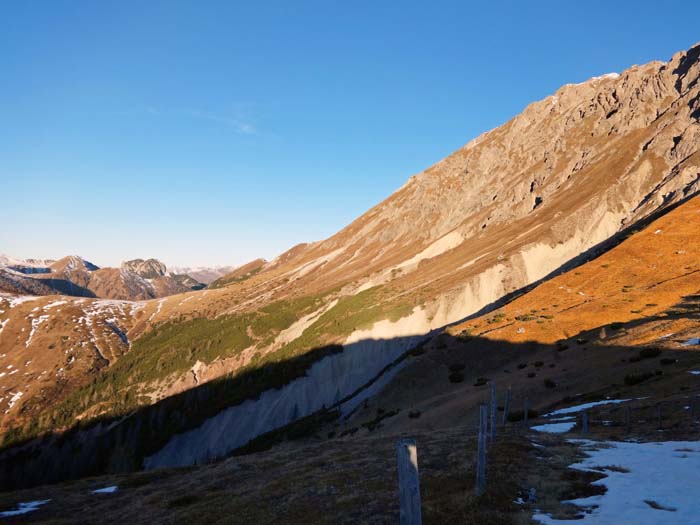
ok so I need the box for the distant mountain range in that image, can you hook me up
[0,255,235,300]
[168,264,236,284]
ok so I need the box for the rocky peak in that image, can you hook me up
[121,258,168,279]
[50,255,99,273]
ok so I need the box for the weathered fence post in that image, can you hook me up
[657,404,663,430]
[624,405,631,434]
[489,383,497,443]
[523,398,529,427]
[581,411,589,435]
[502,387,512,426]
[476,404,487,496]
[397,438,422,525]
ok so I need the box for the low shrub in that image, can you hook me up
[361,409,399,432]
[639,348,661,359]
[507,409,539,422]
[449,371,465,383]
[167,494,201,508]
[408,409,421,419]
[624,372,655,386]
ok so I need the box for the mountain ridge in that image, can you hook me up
[0,255,207,300]
[0,44,699,486]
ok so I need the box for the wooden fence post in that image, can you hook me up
[581,411,589,435]
[502,387,512,426]
[489,383,497,443]
[476,404,487,496]
[397,439,422,525]
[624,405,631,434]
[657,404,663,430]
[523,398,529,427]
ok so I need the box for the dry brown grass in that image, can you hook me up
[0,424,607,525]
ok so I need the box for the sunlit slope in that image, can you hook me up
[355,196,700,439]
[448,195,700,347]
[1,45,700,447]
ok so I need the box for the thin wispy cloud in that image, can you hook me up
[138,106,257,135]
[182,109,257,135]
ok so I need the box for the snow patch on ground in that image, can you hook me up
[0,294,39,308]
[6,391,23,411]
[532,421,577,434]
[0,499,51,517]
[148,298,166,322]
[92,485,118,494]
[43,300,68,310]
[26,315,50,347]
[533,439,700,524]
[544,399,632,418]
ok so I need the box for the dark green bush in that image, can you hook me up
[624,372,654,386]
[449,371,465,383]
[639,348,661,359]
[507,409,538,422]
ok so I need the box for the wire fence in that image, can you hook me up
[395,384,700,524]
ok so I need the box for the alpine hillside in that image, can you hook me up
[1,44,699,491]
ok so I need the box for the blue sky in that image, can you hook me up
[2,1,699,268]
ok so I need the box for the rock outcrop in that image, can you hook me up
[121,258,168,279]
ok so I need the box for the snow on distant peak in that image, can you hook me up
[62,255,99,272]
[565,72,620,88]
[591,72,620,81]
[0,254,53,269]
